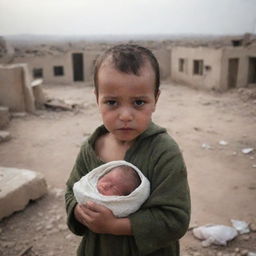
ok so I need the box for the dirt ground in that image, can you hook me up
[0,82,256,256]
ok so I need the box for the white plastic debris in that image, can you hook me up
[192,224,238,246]
[242,148,254,154]
[248,252,256,256]
[231,219,250,234]
[202,143,211,150]
[219,140,228,146]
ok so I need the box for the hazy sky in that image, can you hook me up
[1,0,256,36]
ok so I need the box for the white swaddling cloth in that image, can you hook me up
[73,160,150,217]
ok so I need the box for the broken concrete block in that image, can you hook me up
[0,106,10,129]
[0,167,47,220]
[0,130,11,142]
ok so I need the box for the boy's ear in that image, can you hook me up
[153,90,160,112]
[155,90,161,104]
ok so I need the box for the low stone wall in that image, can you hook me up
[0,64,35,112]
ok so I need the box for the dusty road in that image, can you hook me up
[0,82,256,256]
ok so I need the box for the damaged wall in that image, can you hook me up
[171,47,223,90]
[171,44,256,91]
[0,64,35,112]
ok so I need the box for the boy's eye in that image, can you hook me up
[106,100,117,106]
[134,100,145,107]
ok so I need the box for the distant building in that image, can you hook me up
[12,50,101,85]
[170,35,256,90]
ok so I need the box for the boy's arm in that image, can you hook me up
[129,151,191,255]
[65,145,91,236]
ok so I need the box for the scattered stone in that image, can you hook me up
[249,223,256,232]
[241,249,249,256]
[0,167,47,220]
[242,148,254,154]
[44,99,73,111]
[201,143,212,150]
[65,234,73,240]
[252,164,256,168]
[58,224,68,231]
[235,248,240,253]
[11,112,27,118]
[241,234,250,240]
[219,140,228,145]
[0,130,11,142]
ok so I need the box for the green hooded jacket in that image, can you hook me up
[65,122,191,256]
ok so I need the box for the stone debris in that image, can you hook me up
[11,112,27,118]
[0,130,11,142]
[201,143,212,150]
[44,99,73,111]
[219,140,228,145]
[0,167,47,220]
[250,223,256,232]
[242,148,254,154]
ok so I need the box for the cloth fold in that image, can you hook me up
[73,160,150,217]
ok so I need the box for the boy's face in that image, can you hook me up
[96,60,159,144]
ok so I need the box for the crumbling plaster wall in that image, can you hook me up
[153,49,171,80]
[171,47,223,90]
[220,45,256,90]
[0,64,35,112]
[14,53,72,84]
[13,50,101,85]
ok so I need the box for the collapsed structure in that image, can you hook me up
[171,34,256,90]
[0,34,255,117]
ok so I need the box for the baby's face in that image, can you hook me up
[97,168,133,196]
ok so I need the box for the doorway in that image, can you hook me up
[228,58,239,89]
[248,57,256,84]
[72,53,84,81]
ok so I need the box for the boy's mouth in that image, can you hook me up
[118,127,133,130]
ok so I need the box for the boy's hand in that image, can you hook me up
[74,201,116,234]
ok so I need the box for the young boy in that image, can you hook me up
[73,160,150,217]
[65,44,191,256]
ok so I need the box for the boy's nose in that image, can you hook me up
[119,108,133,122]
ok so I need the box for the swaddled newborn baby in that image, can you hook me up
[73,160,150,217]
[97,165,141,196]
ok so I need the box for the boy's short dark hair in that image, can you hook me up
[93,44,160,97]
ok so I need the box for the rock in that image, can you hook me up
[241,249,249,256]
[242,148,254,154]
[0,130,11,142]
[241,234,250,240]
[11,112,27,118]
[0,167,47,220]
[250,223,256,232]
[65,234,73,240]
[58,224,67,231]
[44,99,73,111]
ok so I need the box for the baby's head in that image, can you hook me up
[97,165,141,196]
[93,44,160,99]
